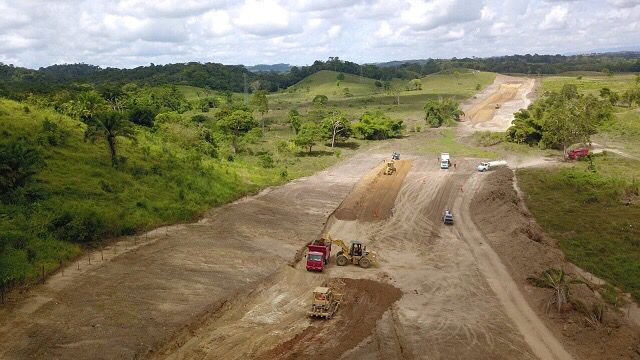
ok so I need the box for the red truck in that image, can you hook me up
[306,238,332,272]
[567,147,589,160]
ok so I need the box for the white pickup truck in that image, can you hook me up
[477,160,507,172]
[440,153,450,169]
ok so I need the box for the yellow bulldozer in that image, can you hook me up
[307,286,343,319]
[383,160,396,175]
[326,235,377,268]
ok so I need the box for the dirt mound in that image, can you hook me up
[258,278,402,360]
[470,168,640,360]
[334,160,412,221]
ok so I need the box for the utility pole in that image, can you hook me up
[243,73,249,105]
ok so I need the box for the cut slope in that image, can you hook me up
[333,160,412,221]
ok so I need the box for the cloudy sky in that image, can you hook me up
[1,0,639,69]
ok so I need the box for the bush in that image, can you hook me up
[352,111,404,140]
[49,208,108,243]
[258,154,275,168]
[128,106,155,127]
[37,119,70,146]
[191,114,207,123]
[0,140,44,195]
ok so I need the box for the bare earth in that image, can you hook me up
[1,75,639,360]
[460,74,538,134]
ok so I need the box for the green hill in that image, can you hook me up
[0,98,347,289]
[287,70,379,99]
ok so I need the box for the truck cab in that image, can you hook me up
[306,251,325,271]
[440,153,450,169]
[567,147,589,160]
[442,210,454,225]
[477,162,490,172]
[306,238,332,272]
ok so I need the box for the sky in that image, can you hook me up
[1,0,639,69]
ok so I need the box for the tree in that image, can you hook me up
[250,90,269,130]
[74,91,108,120]
[320,113,351,147]
[0,140,43,195]
[288,109,302,134]
[424,98,464,128]
[84,111,136,167]
[352,111,404,140]
[293,122,322,153]
[527,268,585,312]
[410,79,422,90]
[337,73,345,81]
[127,106,155,127]
[312,94,328,106]
[217,110,259,153]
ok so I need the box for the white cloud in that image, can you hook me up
[234,0,298,36]
[0,0,638,68]
[328,25,342,38]
[540,4,568,29]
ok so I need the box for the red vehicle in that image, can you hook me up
[567,147,589,160]
[306,238,332,271]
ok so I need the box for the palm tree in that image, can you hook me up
[84,111,135,167]
[527,268,586,312]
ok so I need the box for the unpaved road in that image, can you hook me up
[460,74,537,134]
[2,74,638,359]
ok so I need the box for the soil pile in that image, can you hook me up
[258,278,402,360]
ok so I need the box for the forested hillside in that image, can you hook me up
[3,53,640,99]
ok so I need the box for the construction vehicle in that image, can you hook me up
[308,286,343,319]
[306,238,332,272]
[383,160,396,175]
[440,153,451,169]
[442,209,454,225]
[326,235,377,268]
[566,147,589,160]
[477,160,507,172]
[392,152,400,160]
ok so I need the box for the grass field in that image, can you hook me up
[0,98,362,286]
[518,155,640,300]
[541,73,638,96]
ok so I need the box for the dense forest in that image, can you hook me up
[2,53,640,98]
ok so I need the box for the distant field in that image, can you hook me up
[541,73,638,96]
[269,70,496,128]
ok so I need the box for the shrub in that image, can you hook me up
[0,140,44,195]
[258,154,275,168]
[352,111,404,140]
[37,119,70,146]
[191,114,207,123]
[473,131,504,146]
[128,106,155,127]
[49,208,107,243]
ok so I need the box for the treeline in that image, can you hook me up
[2,53,640,99]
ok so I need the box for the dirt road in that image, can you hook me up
[460,74,537,133]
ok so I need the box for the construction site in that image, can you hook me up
[1,75,639,360]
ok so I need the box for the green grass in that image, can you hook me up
[416,129,498,158]
[0,98,358,287]
[517,155,640,300]
[541,73,638,96]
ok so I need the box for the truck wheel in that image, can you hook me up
[336,255,348,266]
[359,257,371,268]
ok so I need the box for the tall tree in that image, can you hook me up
[84,111,136,167]
[293,122,322,153]
[320,113,351,147]
[288,109,302,134]
[251,90,269,130]
[217,110,259,153]
[424,98,464,128]
[0,140,43,194]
